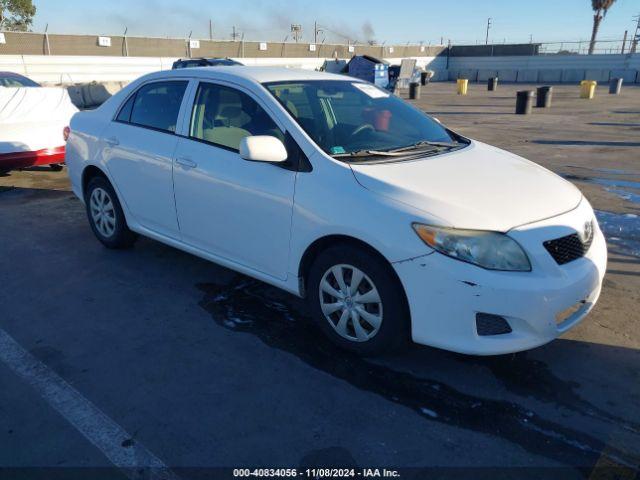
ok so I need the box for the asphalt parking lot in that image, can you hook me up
[1,82,639,479]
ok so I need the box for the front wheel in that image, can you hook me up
[85,176,137,249]
[307,245,410,355]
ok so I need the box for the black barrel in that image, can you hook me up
[515,90,534,114]
[420,71,430,86]
[409,82,421,100]
[536,86,553,108]
[609,78,623,95]
[487,77,498,91]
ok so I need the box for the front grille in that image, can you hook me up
[476,313,512,336]
[543,223,594,265]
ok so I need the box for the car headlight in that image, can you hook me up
[412,223,531,271]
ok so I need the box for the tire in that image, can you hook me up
[307,244,410,355]
[84,176,137,249]
[0,169,9,176]
[49,163,64,172]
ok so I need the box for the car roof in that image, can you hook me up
[175,57,238,62]
[144,66,355,85]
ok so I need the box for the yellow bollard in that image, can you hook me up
[580,80,597,99]
[457,78,468,95]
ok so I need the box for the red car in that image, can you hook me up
[0,72,77,174]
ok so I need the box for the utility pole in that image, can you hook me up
[621,30,627,54]
[231,26,240,42]
[209,20,213,40]
[313,22,324,44]
[485,17,492,45]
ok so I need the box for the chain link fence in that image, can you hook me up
[537,39,637,55]
[447,39,638,57]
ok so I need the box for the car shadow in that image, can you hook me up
[196,277,640,471]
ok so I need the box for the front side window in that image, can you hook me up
[265,80,463,160]
[189,82,283,151]
[119,81,188,133]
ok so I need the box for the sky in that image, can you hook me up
[31,0,640,45]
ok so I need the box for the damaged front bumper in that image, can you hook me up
[393,199,607,355]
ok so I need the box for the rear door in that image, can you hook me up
[102,80,190,238]
[172,81,297,280]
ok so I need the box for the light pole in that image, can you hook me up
[485,18,492,45]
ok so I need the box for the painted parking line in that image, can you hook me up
[0,327,179,480]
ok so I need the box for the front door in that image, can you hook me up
[172,81,296,280]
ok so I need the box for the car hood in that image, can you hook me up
[349,140,582,232]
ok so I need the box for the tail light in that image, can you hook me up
[63,126,71,142]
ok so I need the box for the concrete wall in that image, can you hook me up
[442,53,640,83]
[0,31,444,59]
[0,54,438,84]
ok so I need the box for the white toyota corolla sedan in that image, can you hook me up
[65,67,607,355]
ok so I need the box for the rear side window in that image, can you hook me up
[116,94,135,123]
[189,82,283,151]
[118,81,188,133]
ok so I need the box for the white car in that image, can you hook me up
[65,67,607,355]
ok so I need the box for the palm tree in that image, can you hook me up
[588,0,617,54]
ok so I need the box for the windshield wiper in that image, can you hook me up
[387,140,460,153]
[332,149,410,158]
[331,140,462,159]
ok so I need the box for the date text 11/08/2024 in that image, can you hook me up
[232,468,401,478]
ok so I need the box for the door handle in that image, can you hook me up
[105,136,119,147]
[176,157,197,168]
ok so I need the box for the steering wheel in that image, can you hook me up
[350,124,375,139]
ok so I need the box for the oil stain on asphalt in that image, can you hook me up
[197,280,640,471]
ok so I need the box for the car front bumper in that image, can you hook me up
[393,199,607,355]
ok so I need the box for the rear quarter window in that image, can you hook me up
[117,81,188,133]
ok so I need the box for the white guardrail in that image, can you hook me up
[0,54,438,84]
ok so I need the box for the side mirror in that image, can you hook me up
[239,135,288,163]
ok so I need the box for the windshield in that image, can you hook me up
[264,80,460,159]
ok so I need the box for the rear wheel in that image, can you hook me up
[49,163,64,172]
[85,176,137,249]
[307,245,409,355]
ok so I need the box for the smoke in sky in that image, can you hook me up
[44,0,379,44]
